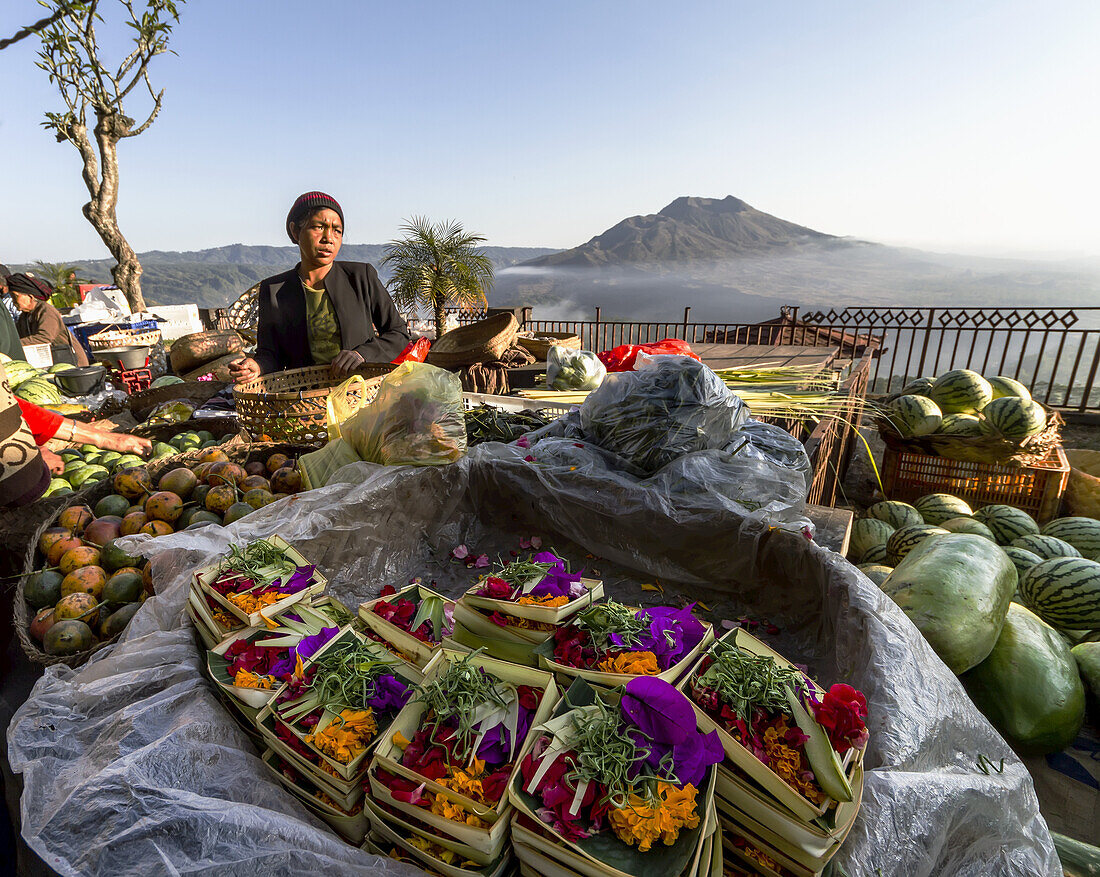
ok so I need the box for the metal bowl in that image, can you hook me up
[91,346,151,370]
[55,365,106,396]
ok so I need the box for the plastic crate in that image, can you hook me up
[882,444,1070,523]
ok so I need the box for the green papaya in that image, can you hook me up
[881,533,1016,674]
[962,604,1085,754]
[1072,642,1100,702]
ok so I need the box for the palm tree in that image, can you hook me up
[32,261,89,308]
[381,217,495,337]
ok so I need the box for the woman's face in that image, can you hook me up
[10,291,36,313]
[294,208,343,268]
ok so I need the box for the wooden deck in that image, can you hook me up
[692,343,840,372]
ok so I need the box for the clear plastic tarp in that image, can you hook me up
[9,445,1060,876]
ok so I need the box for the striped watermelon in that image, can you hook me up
[937,413,984,436]
[14,378,63,405]
[887,395,942,437]
[866,500,924,530]
[857,564,893,587]
[1011,534,1081,561]
[850,519,895,562]
[859,543,890,565]
[982,397,1047,438]
[940,517,996,541]
[900,376,935,396]
[1040,518,1100,561]
[973,505,1040,546]
[914,493,973,525]
[987,375,1032,402]
[887,525,948,566]
[929,369,993,415]
[1003,546,1042,578]
[1019,557,1100,628]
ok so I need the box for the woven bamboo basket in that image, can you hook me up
[515,331,581,361]
[234,364,395,446]
[88,327,163,350]
[128,380,228,422]
[131,416,242,443]
[16,441,313,667]
[877,406,1063,467]
[425,313,519,368]
[228,284,260,345]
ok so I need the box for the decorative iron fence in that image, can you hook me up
[518,305,1100,412]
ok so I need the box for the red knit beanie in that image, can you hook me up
[286,192,343,242]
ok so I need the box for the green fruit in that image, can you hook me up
[102,602,141,638]
[70,466,109,488]
[63,460,86,474]
[866,501,924,530]
[80,443,99,453]
[201,439,218,449]
[886,524,948,566]
[1012,534,1081,561]
[914,493,973,525]
[44,479,73,496]
[43,619,95,656]
[1072,642,1100,701]
[987,375,1032,402]
[973,505,1040,546]
[95,494,133,519]
[983,396,1047,439]
[243,488,274,510]
[222,502,254,524]
[116,455,144,469]
[929,369,993,415]
[196,431,215,443]
[1019,556,1100,629]
[58,450,82,461]
[152,441,176,459]
[99,451,121,466]
[850,519,895,562]
[1040,517,1100,561]
[887,395,942,437]
[882,533,1017,674]
[24,570,64,609]
[961,604,1085,754]
[192,484,211,506]
[940,517,996,541]
[188,510,222,527]
[857,564,893,587]
[99,538,143,572]
[103,571,144,606]
[150,375,184,389]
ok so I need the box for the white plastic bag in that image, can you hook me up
[546,346,606,391]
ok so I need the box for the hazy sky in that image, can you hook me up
[1,0,1098,261]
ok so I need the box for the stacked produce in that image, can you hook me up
[368,649,555,874]
[884,369,1051,442]
[686,630,868,875]
[848,492,1100,752]
[4,357,70,406]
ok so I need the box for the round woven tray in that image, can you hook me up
[128,380,228,422]
[515,331,581,361]
[16,440,312,667]
[131,416,242,443]
[234,364,394,446]
[876,406,1064,467]
[425,313,519,368]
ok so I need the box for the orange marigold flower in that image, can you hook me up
[598,651,661,676]
[306,708,378,764]
[232,669,273,690]
[228,591,285,614]
[608,782,699,851]
[517,594,569,607]
[430,792,488,828]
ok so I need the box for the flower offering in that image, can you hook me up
[510,677,724,876]
[358,581,455,669]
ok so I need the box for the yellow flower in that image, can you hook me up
[598,651,661,676]
[305,708,378,763]
[608,782,699,852]
[406,836,478,868]
[430,793,488,828]
[232,669,273,690]
[228,591,285,614]
[517,594,569,608]
[392,731,411,749]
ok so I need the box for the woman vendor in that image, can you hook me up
[229,192,411,385]
[4,273,91,365]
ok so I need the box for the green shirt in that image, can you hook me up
[303,282,342,365]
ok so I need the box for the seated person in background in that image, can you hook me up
[5,273,90,366]
[230,192,411,385]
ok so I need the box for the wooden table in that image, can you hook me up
[692,343,841,372]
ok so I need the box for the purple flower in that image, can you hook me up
[367,674,411,715]
[516,436,530,449]
[476,703,533,766]
[620,677,724,788]
[275,565,316,595]
[527,551,584,599]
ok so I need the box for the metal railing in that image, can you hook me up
[518,305,1100,412]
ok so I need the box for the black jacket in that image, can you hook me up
[254,262,411,374]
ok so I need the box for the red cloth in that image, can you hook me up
[16,398,63,446]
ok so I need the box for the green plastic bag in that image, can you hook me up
[298,437,362,490]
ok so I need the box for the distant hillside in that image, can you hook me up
[528,195,851,268]
[493,195,1100,322]
[22,244,557,309]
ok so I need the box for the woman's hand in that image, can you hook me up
[111,434,154,458]
[41,447,65,475]
[330,349,365,378]
[229,356,262,385]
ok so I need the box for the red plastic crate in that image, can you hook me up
[882,444,1069,523]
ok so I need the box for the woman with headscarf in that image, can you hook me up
[229,192,411,384]
[3,273,90,365]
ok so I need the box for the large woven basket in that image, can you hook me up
[234,364,395,446]
[89,327,163,350]
[131,415,242,443]
[425,313,518,368]
[876,405,1063,467]
[228,284,260,345]
[16,440,312,667]
[128,380,228,422]
[515,331,581,361]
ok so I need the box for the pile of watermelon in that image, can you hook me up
[3,357,68,407]
[848,494,1100,754]
[885,369,1048,441]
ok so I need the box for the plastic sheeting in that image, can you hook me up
[9,445,1061,876]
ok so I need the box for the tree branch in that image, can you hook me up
[125,80,162,136]
[0,1,83,52]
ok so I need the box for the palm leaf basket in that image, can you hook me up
[16,440,312,667]
[515,331,581,361]
[876,406,1063,467]
[425,313,519,368]
[228,284,260,345]
[234,364,395,446]
[131,416,241,443]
